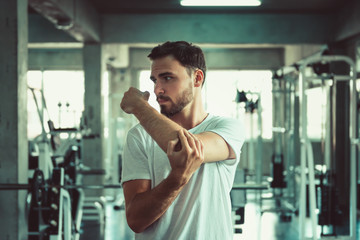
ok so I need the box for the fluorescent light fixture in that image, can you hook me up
[180,0,261,6]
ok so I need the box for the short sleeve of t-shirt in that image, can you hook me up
[201,116,245,166]
[121,125,151,185]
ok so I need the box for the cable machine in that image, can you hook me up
[297,54,358,240]
[27,85,83,240]
[235,90,263,184]
[0,80,121,239]
[260,69,298,221]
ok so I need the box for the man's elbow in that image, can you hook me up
[128,224,145,234]
[126,213,148,233]
[228,146,236,159]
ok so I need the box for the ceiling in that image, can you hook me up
[28,0,359,45]
[87,0,349,14]
[27,0,359,69]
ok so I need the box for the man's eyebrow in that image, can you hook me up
[158,72,174,77]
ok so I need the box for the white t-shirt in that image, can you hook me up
[121,114,245,240]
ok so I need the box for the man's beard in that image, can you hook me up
[159,86,193,118]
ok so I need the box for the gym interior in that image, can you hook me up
[0,0,359,239]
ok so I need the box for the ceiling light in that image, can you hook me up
[180,0,261,7]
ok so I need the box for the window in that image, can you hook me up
[139,70,160,113]
[27,70,85,139]
[306,87,327,140]
[204,70,273,139]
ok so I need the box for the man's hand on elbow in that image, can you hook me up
[167,129,204,186]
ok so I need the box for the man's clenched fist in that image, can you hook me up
[120,87,150,114]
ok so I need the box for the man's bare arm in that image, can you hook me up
[120,87,234,162]
[123,175,183,233]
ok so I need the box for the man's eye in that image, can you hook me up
[164,76,172,81]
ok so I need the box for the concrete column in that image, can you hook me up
[82,43,105,196]
[0,0,28,239]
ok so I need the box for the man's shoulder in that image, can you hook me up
[129,123,144,132]
[127,123,149,139]
[203,114,241,127]
[199,114,245,138]
[125,124,155,151]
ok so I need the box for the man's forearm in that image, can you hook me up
[126,172,187,233]
[133,102,182,153]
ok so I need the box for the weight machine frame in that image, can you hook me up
[297,55,358,240]
[260,70,298,220]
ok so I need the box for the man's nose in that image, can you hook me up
[154,82,165,95]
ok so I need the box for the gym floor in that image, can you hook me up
[102,189,360,240]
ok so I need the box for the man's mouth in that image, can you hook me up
[157,96,170,104]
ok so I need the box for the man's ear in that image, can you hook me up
[194,69,204,87]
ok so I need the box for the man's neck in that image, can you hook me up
[169,104,208,130]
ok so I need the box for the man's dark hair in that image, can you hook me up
[148,41,207,84]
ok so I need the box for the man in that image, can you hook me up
[120,41,245,239]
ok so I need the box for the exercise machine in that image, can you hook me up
[260,70,298,221]
[297,54,358,240]
[235,90,263,184]
[19,86,121,239]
